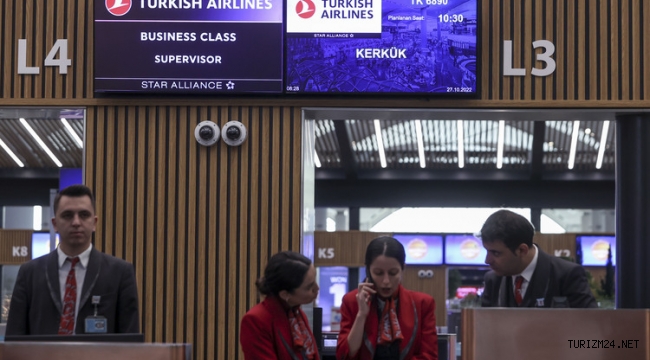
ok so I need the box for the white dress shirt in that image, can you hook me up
[511,244,539,299]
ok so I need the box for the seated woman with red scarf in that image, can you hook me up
[337,236,438,360]
[240,251,321,360]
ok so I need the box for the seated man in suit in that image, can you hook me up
[479,210,597,308]
[6,184,140,335]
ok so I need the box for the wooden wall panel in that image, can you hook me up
[480,0,649,104]
[0,230,32,264]
[313,231,391,267]
[534,233,577,259]
[0,0,91,99]
[85,106,303,360]
[402,266,447,327]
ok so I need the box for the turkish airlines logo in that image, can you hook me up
[106,0,132,16]
[296,0,316,19]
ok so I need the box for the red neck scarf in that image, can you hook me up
[288,308,317,359]
[377,289,403,345]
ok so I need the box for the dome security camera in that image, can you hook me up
[194,121,220,146]
[221,121,247,146]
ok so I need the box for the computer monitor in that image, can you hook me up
[577,235,616,266]
[444,234,488,266]
[393,234,444,265]
[31,232,59,259]
[5,333,145,343]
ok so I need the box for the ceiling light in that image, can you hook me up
[596,120,610,169]
[314,151,321,168]
[374,119,387,168]
[61,118,84,148]
[584,128,591,135]
[415,120,426,168]
[33,206,42,231]
[457,120,465,168]
[567,120,580,170]
[496,120,505,169]
[20,118,63,167]
[0,138,25,167]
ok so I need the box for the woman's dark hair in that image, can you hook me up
[256,251,312,296]
[365,236,406,276]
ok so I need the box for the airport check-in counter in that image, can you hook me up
[461,308,650,360]
[0,342,192,360]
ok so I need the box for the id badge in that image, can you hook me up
[85,315,108,333]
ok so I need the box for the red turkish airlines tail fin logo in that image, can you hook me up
[296,0,316,19]
[106,0,132,16]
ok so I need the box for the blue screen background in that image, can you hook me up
[286,0,477,93]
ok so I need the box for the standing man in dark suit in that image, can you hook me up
[6,184,140,335]
[479,210,597,308]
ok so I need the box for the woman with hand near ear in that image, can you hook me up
[240,251,321,360]
[337,236,438,360]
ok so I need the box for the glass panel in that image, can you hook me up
[1,265,20,323]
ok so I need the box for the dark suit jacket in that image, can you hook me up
[6,248,140,335]
[481,248,597,308]
[336,285,438,360]
[240,295,320,360]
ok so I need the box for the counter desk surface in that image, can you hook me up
[0,341,192,360]
[461,308,649,360]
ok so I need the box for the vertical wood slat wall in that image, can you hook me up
[85,106,303,360]
[0,230,32,264]
[0,0,91,99]
[480,0,649,102]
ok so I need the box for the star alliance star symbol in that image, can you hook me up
[226,81,235,90]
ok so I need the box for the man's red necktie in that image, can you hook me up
[514,275,524,306]
[58,257,80,334]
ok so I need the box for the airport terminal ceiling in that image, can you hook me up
[308,108,618,209]
[0,107,617,209]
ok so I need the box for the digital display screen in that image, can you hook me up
[455,285,483,298]
[95,0,284,93]
[323,339,337,347]
[285,0,478,94]
[59,168,83,191]
[444,234,487,265]
[393,234,443,265]
[317,266,348,330]
[578,235,616,266]
[32,232,59,259]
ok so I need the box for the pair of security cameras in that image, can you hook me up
[194,120,247,147]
